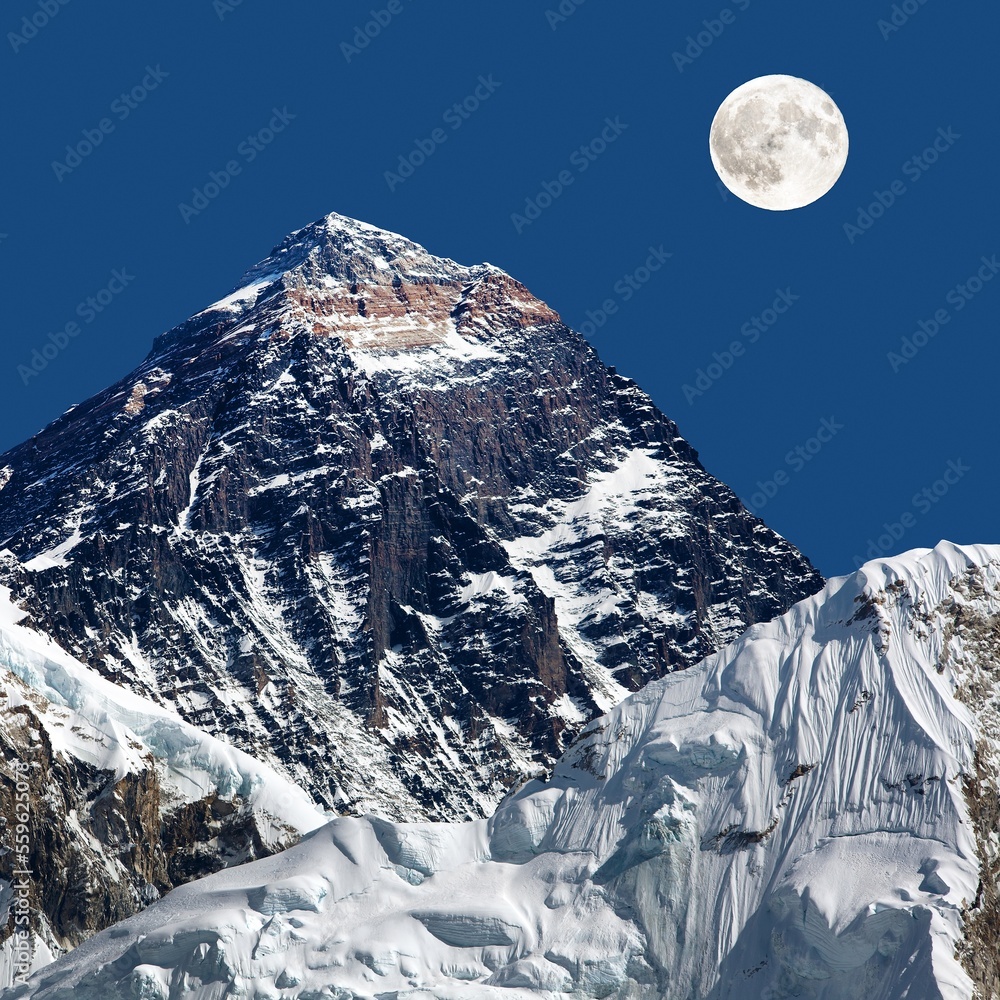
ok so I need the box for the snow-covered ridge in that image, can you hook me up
[11,541,997,1000]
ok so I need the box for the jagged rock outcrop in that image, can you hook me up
[0,669,308,971]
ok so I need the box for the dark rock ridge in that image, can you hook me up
[0,212,823,825]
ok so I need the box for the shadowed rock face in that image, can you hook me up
[938,577,1000,998]
[0,212,823,826]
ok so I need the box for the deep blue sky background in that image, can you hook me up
[1,0,996,577]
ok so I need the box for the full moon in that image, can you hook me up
[710,75,849,211]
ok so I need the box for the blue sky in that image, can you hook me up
[1,0,996,577]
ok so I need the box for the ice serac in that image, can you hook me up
[9,542,998,1000]
[0,212,821,826]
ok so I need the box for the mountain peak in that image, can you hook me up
[237,211,470,289]
[0,210,826,975]
[0,208,821,825]
[187,210,561,359]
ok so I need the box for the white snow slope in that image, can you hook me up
[7,541,999,1000]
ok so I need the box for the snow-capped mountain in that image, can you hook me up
[10,541,997,1000]
[0,583,329,980]
[0,212,821,826]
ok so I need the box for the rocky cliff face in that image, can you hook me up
[0,213,823,824]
